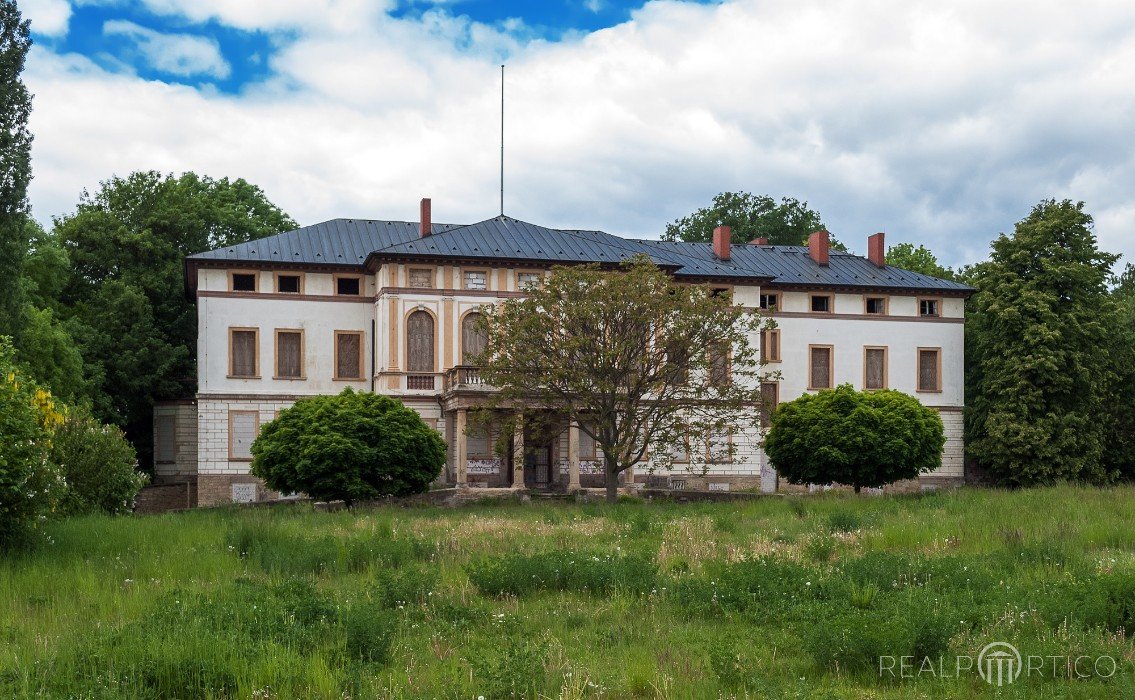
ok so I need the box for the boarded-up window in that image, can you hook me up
[810,346,832,389]
[918,348,941,391]
[707,429,731,463]
[462,313,487,363]
[230,329,258,377]
[229,411,258,460]
[463,271,487,290]
[156,414,176,462]
[579,426,596,460]
[865,347,886,390]
[335,331,363,379]
[666,342,689,384]
[406,311,434,372]
[761,329,781,362]
[466,425,491,457]
[408,269,433,288]
[760,382,779,428]
[709,343,730,387]
[517,272,542,290]
[276,330,303,378]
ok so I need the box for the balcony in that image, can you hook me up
[443,365,492,393]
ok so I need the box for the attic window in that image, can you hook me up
[276,274,301,294]
[759,293,779,310]
[231,273,256,292]
[336,276,361,296]
[919,299,940,317]
[810,294,832,313]
[865,297,887,315]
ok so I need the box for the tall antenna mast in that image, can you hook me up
[500,64,505,217]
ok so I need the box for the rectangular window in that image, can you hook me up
[408,268,434,288]
[809,345,833,389]
[761,328,781,362]
[466,425,491,457]
[759,293,779,310]
[230,272,257,292]
[918,347,942,392]
[275,273,302,294]
[463,270,488,290]
[707,428,732,463]
[229,328,259,378]
[708,343,730,387]
[229,410,259,461]
[864,346,887,390]
[865,297,887,315]
[335,276,362,296]
[517,272,542,290]
[579,426,597,460]
[670,434,689,463]
[155,414,176,463]
[811,294,832,313]
[919,298,940,317]
[335,331,364,380]
[275,329,304,379]
[760,382,780,428]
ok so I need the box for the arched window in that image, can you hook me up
[406,310,435,373]
[462,312,487,363]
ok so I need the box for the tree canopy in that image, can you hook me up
[478,256,769,503]
[763,384,945,493]
[885,242,955,280]
[663,191,836,247]
[965,200,1119,485]
[0,1,32,340]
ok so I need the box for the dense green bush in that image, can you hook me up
[466,549,658,597]
[251,388,446,505]
[51,409,146,516]
[764,384,945,492]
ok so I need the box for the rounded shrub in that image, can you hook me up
[251,388,446,505]
[52,409,147,516]
[763,384,945,493]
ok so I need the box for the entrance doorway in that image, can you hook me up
[524,441,553,488]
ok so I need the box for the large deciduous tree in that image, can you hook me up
[965,200,1119,485]
[885,243,956,280]
[663,191,838,248]
[0,1,33,340]
[49,171,296,468]
[478,256,768,503]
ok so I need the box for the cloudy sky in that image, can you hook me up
[20,0,1135,267]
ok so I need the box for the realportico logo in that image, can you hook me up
[879,641,1119,686]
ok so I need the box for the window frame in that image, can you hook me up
[405,309,437,374]
[578,424,597,460]
[810,293,833,314]
[918,297,942,318]
[807,344,834,390]
[864,295,888,316]
[228,327,260,379]
[228,270,259,293]
[761,328,781,363]
[705,427,733,464]
[461,268,490,291]
[759,293,779,311]
[228,410,260,462]
[707,342,732,387]
[863,345,889,390]
[333,274,363,297]
[669,433,690,463]
[333,330,365,381]
[273,328,306,380]
[273,271,304,294]
[515,270,545,291]
[407,267,435,289]
[465,423,493,459]
[460,311,487,364]
[155,413,177,463]
[917,346,943,393]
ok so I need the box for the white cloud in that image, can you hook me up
[103,20,231,79]
[24,0,1135,269]
[23,0,71,37]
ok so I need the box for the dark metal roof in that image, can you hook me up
[187,215,972,294]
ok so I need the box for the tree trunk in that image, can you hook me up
[853,484,861,495]
[604,453,619,504]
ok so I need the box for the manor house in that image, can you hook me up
[155,199,971,506]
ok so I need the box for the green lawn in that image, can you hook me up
[3,486,1135,698]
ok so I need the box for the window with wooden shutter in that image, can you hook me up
[761,328,781,362]
[760,382,779,428]
[335,331,363,379]
[708,343,730,387]
[918,348,941,392]
[461,312,487,363]
[466,425,491,457]
[275,330,303,379]
[408,268,433,288]
[578,426,597,460]
[229,328,258,377]
[156,414,176,462]
[707,428,732,463]
[229,410,259,460]
[865,347,887,390]
[406,311,435,372]
[809,345,832,389]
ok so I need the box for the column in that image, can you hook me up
[511,413,525,489]
[455,408,467,488]
[568,420,581,491]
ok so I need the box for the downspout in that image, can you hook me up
[370,318,376,393]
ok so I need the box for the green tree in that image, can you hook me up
[478,256,768,503]
[0,1,33,340]
[763,384,945,493]
[251,389,446,506]
[1107,264,1135,479]
[663,192,835,247]
[885,243,956,280]
[51,171,296,467]
[965,200,1118,485]
[14,304,86,402]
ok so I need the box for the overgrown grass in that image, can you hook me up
[2,485,1134,697]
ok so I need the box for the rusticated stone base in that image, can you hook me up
[197,474,285,507]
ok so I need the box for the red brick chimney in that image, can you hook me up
[713,225,731,261]
[867,232,886,267]
[750,237,769,246]
[419,198,431,238]
[808,230,829,266]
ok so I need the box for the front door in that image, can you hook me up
[524,443,553,488]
